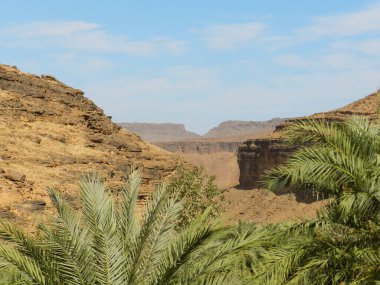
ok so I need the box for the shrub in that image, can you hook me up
[166,164,221,227]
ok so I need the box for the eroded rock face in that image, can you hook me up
[237,91,380,188]
[0,64,181,227]
[237,138,294,188]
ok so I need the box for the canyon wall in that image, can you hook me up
[237,138,294,187]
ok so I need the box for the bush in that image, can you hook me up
[166,164,222,227]
[0,268,26,285]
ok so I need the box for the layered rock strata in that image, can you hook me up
[0,64,181,226]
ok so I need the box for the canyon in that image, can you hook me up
[121,120,285,189]
[1,63,378,228]
[121,91,379,224]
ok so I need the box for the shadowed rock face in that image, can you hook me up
[0,64,181,228]
[238,138,294,188]
[237,91,380,188]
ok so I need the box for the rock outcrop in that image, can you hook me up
[238,137,294,187]
[0,64,181,227]
[238,91,380,188]
[119,123,200,142]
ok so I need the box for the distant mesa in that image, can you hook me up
[203,118,286,138]
[118,123,200,142]
[119,118,286,143]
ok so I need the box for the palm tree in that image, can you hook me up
[0,170,262,285]
[256,116,380,284]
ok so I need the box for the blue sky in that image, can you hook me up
[1,1,380,134]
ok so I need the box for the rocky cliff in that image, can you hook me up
[0,64,181,227]
[238,91,380,188]
[238,136,294,187]
[119,123,200,142]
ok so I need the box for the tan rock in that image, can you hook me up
[4,169,26,182]
[0,63,181,229]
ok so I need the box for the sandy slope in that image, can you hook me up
[180,152,239,189]
[176,151,324,225]
[220,188,325,225]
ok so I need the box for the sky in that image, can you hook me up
[1,1,380,134]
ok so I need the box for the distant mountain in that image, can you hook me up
[203,118,286,138]
[118,123,200,142]
[119,119,286,143]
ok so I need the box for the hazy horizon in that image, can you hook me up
[1,0,380,133]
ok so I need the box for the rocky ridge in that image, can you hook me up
[0,64,181,227]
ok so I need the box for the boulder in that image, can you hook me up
[4,169,26,182]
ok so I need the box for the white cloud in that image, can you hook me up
[214,69,380,124]
[297,3,380,40]
[83,66,222,131]
[47,53,114,76]
[274,54,315,68]
[4,21,99,37]
[87,66,218,100]
[332,39,380,56]
[83,58,380,133]
[263,3,380,51]
[201,22,265,50]
[274,52,380,71]
[0,21,187,56]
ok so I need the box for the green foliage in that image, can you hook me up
[166,164,222,227]
[0,170,261,285]
[257,116,380,284]
[0,268,28,285]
